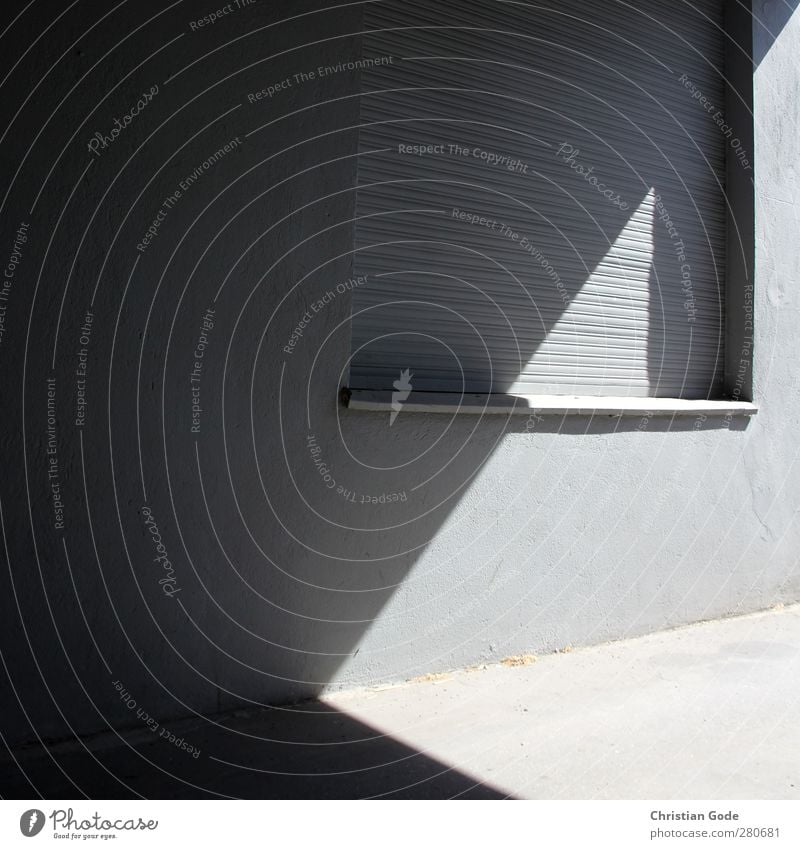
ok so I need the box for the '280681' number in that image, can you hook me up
[738,828,779,838]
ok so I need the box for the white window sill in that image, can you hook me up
[342,389,758,417]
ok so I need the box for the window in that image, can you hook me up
[346,0,754,410]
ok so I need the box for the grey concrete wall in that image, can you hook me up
[1,0,798,749]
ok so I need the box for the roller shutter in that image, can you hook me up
[348,0,726,398]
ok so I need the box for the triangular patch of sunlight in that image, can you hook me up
[515,188,656,395]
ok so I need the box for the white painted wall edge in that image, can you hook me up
[343,389,759,417]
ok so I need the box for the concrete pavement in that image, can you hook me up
[2,604,798,799]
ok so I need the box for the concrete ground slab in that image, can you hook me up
[2,605,798,799]
[326,604,800,799]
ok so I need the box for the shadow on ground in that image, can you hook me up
[0,702,509,800]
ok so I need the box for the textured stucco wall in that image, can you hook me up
[1,1,798,749]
